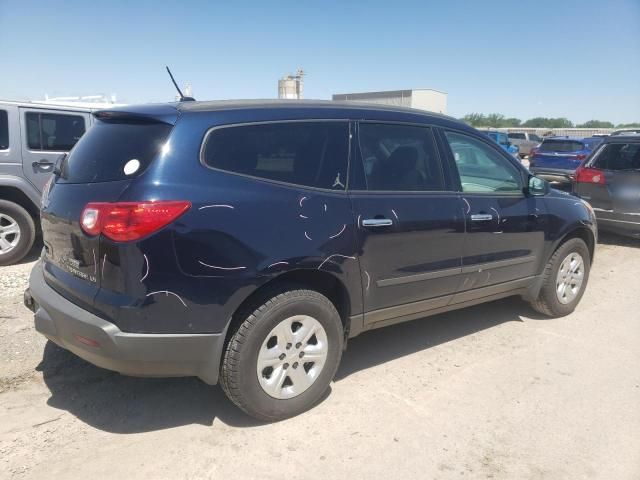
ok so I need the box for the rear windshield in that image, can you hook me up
[508,133,526,139]
[539,140,584,153]
[59,120,172,183]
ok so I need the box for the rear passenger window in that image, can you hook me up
[592,143,640,171]
[202,122,349,190]
[25,112,86,151]
[0,110,8,150]
[357,123,445,191]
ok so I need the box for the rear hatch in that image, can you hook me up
[532,139,587,170]
[40,109,176,310]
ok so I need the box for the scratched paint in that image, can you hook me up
[462,198,471,214]
[328,224,346,239]
[198,260,246,271]
[268,261,289,269]
[140,254,150,282]
[198,204,235,210]
[145,290,187,307]
[490,207,501,224]
[317,254,356,271]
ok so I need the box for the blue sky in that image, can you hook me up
[1,0,638,124]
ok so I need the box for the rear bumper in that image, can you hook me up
[530,168,575,183]
[26,261,224,384]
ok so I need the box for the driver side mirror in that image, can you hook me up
[528,175,550,196]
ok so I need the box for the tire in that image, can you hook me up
[0,200,36,266]
[530,238,591,317]
[220,287,344,421]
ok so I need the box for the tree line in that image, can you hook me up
[460,113,640,129]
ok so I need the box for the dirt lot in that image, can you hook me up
[1,234,639,480]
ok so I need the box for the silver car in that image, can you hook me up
[508,132,542,157]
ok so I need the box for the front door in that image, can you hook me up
[350,122,466,326]
[19,107,89,192]
[441,129,546,292]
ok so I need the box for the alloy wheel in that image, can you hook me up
[0,214,21,255]
[257,315,328,399]
[556,252,585,304]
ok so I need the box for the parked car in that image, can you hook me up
[610,129,640,136]
[25,100,597,420]
[0,100,101,265]
[507,132,542,157]
[574,132,640,238]
[484,130,520,158]
[529,136,603,184]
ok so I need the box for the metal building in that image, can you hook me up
[278,69,305,99]
[332,88,447,114]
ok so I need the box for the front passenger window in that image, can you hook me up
[445,131,522,193]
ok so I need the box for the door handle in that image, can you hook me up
[362,218,393,227]
[470,214,493,221]
[32,159,54,172]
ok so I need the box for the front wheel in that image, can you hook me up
[530,238,591,317]
[220,288,343,421]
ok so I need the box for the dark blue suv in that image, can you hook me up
[25,100,597,420]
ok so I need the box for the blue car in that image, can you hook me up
[530,137,602,183]
[24,100,597,420]
[485,130,520,157]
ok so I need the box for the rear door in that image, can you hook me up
[440,129,545,293]
[19,107,90,191]
[350,122,465,326]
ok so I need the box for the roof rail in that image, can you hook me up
[611,129,640,136]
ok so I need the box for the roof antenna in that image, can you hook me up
[166,66,195,102]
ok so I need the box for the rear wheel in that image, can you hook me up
[220,288,343,421]
[530,238,591,317]
[0,200,35,266]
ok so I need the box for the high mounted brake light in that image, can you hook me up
[81,201,191,242]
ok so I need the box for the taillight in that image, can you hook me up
[81,206,101,235]
[573,154,587,162]
[81,201,191,241]
[575,167,605,185]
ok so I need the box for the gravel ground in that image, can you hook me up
[0,233,639,479]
